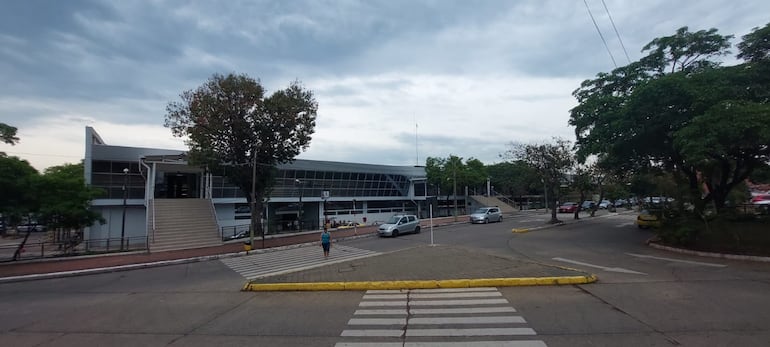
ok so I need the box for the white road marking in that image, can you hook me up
[341,329,404,337]
[221,244,380,279]
[411,307,517,314]
[340,288,545,346]
[552,257,647,275]
[626,253,727,267]
[353,309,407,315]
[336,342,547,347]
[409,316,526,324]
[363,292,502,299]
[407,328,537,336]
[348,318,406,325]
[409,299,510,306]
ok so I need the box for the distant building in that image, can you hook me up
[83,126,447,251]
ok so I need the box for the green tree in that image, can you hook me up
[0,154,38,225]
[674,101,770,210]
[571,165,593,220]
[37,163,104,231]
[487,161,540,199]
[737,22,770,63]
[751,163,770,184]
[504,138,575,223]
[0,123,20,156]
[425,155,468,217]
[463,158,488,195]
[570,25,769,214]
[0,123,19,146]
[165,73,318,240]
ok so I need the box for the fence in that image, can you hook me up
[0,236,148,263]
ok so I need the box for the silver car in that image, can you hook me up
[377,214,420,237]
[469,207,503,224]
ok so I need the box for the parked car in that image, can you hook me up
[377,214,420,237]
[635,209,661,229]
[581,201,596,210]
[469,207,503,224]
[598,200,612,209]
[558,202,579,213]
[614,199,627,207]
[15,224,46,232]
[751,194,770,204]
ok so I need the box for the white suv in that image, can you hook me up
[377,214,420,237]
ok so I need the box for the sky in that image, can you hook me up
[1,0,768,172]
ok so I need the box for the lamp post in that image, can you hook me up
[452,165,458,222]
[250,154,257,249]
[121,167,129,251]
[322,190,330,232]
[295,179,303,231]
[352,199,357,235]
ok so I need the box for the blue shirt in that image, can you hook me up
[321,232,330,244]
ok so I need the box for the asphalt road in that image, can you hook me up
[2,210,770,346]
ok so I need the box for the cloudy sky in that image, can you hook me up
[1,0,768,171]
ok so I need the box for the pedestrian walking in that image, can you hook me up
[320,229,331,258]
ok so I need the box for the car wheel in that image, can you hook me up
[392,230,399,237]
[414,226,421,234]
[498,216,503,222]
[484,218,489,224]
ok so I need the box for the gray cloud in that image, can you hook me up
[2,0,768,170]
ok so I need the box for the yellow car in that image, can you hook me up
[636,209,661,229]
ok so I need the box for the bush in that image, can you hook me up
[657,213,770,256]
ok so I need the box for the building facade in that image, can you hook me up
[83,127,444,249]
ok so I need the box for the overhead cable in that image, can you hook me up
[583,0,617,69]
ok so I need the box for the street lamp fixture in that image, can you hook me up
[121,167,129,251]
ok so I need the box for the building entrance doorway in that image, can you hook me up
[164,173,198,198]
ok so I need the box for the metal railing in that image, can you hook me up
[0,236,148,263]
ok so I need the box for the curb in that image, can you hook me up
[647,241,770,263]
[242,274,598,291]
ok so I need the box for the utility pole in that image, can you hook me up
[121,167,129,251]
[250,153,256,249]
[453,163,458,222]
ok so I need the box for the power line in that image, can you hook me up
[601,0,631,64]
[583,0,617,69]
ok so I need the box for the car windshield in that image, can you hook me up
[472,209,489,214]
[385,216,402,224]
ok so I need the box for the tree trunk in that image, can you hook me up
[12,229,32,261]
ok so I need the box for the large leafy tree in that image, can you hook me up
[165,73,317,238]
[0,154,38,227]
[504,138,574,223]
[0,123,19,146]
[487,161,541,198]
[0,123,20,156]
[36,163,104,231]
[737,23,770,63]
[570,24,770,213]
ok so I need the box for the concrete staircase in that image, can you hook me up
[149,199,222,252]
[468,195,517,214]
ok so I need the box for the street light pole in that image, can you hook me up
[250,153,257,249]
[121,167,129,251]
[453,164,458,222]
[295,179,303,231]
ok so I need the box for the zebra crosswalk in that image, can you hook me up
[336,287,547,347]
[220,244,380,280]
